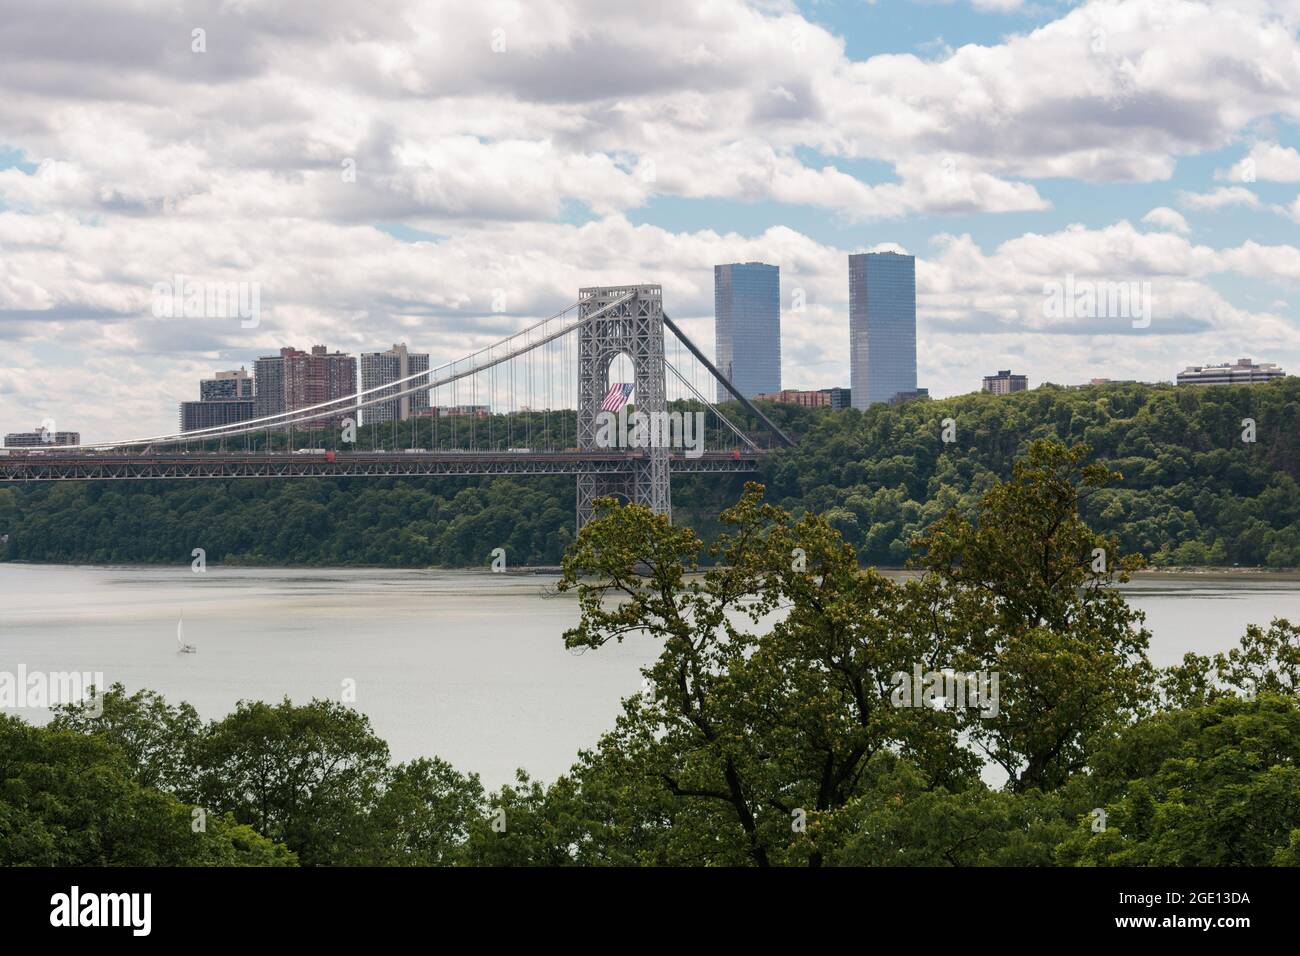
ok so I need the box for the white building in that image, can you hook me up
[1176,358,1286,386]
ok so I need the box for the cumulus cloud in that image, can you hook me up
[1216,141,1300,183]
[2,0,1300,437]
[1141,206,1190,234]
[1178,186,1262,210]
[4,0,1300,226]
[5,198,1297,439]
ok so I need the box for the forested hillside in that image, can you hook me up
[750,376,1300,567]
[1,377,1296,567]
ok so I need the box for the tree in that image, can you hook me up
[558,483,969,866]
[51,682,202,794]
[828,752,1070,866]
[191,698,390,865]
[1161,618,1300,706]
[912,440,1153,791]
[1058,695,1300,866]
[551,440,1161,865]
[0,714,294,866]
[459,771,595,866]
[1214,618,1300,697]
[360,758,485,865]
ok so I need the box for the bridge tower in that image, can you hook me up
[575,284,671,529]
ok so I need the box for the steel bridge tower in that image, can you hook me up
[575,284,670,528]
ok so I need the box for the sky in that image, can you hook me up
[1,0,1299,441]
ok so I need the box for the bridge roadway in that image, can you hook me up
[0,449,764,481]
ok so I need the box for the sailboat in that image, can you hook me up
[177,616,197,654]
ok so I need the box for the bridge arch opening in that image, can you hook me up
[605,352,635,396]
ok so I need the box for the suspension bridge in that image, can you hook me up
[1,285,794,526]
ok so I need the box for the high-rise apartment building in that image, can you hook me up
[714,262,780,401]
[982,370,1028,395]
[199,368,254,401]
[360,343,431,425]
[253,352,287,419]
[283,346,357,426]
[252,346,356,426]
[180,400,254,432]
[182,367,257,433]
[849,251,917,408]
[1176,358,1286,386]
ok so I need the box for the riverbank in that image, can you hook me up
[4,558,1300,579]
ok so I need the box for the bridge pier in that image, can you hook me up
[575,284,671,529]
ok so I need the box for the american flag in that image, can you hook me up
[600,382,635,411]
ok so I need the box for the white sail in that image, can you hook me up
[177,616,196,653]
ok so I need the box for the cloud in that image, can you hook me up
[4,200,1297,439]
[2,0,1300,437]
[832,0,1300,183]
[3,0,1300,229]
[1141,206,1190,234]
[1178,186,1261,210]
[1218,240,1300,281]
[1216,141,1300,183]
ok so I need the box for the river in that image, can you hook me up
[2,564,1298,788]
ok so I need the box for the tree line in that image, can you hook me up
[0,378,1296,567]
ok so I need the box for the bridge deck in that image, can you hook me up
[0,450,763,481]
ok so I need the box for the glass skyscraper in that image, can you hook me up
[714,261,780,401]
[849,251,916,408]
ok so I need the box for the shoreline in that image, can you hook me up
[2,559,1299,581]
[0,559,563,575]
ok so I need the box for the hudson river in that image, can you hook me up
[3,564,1298,788]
